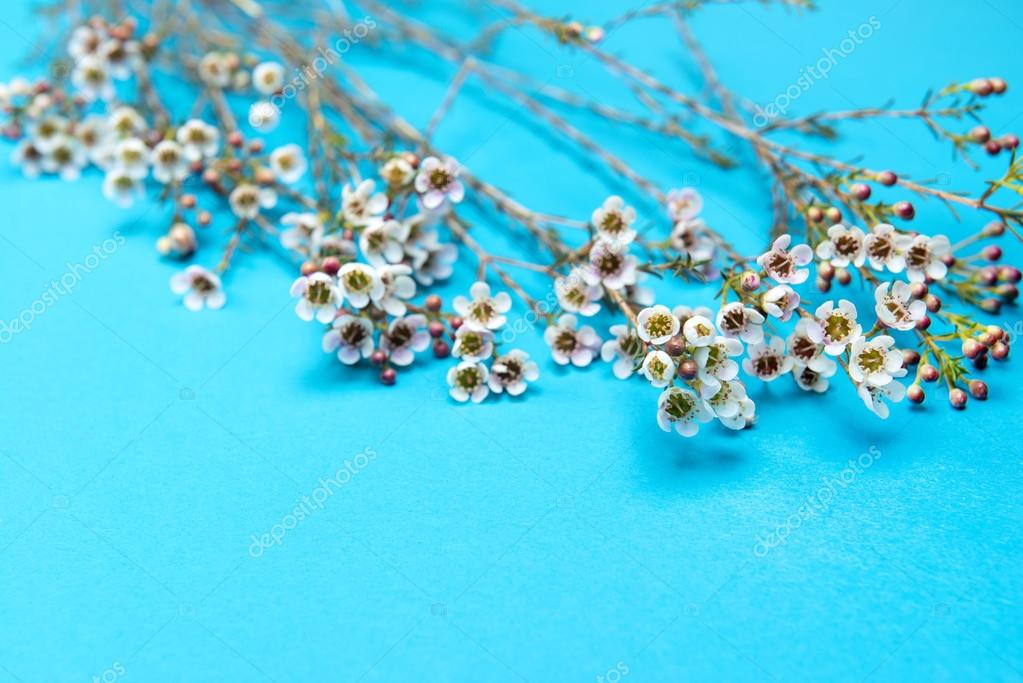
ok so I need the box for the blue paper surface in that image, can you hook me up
[1,1,1022,681]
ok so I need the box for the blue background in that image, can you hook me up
[2,1,1022,681]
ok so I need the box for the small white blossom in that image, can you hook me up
[716,302,765,344]
[693,336,744,393]
[849,335,906,387]
[555,268,602,317]
[903,234,951,283]
[591,195,637,245]
[252,61,285,95]
[151,140,189,183]
[269,144,307,184]
[68,25,102,60]
[453,281,512,331]
[447,361,489,403]
[682,315,716,347]
[815,223,866,268]
[360,219,410,266]
[756,234,813,284]
[858,381,906,419]
[411,241,457,286]
[280,212,324,251]
[337,263,383,309]
[71,54,114,101]
[29,115,71,153]
[807,300,862,356]
[107,106,147,141]
[641,350,676,387]
[75,114,111,165]
[322,315,374,365]
[452,326,495,362]
[669,218,716,262]
[601,324,644,379]
[665,187,702,221]
[761,284,800,322]
[743,336,793,382]
[249,100,280,132]
[11,140,43,178]
[376,264,417,316]
[111,137,150,179]
[864,223,909,273]
[583,239,637,289]
[170,265,225,311]
[198,51,233,87]
[415,156,464,209]
[100,38,140,80]
[656,387,712,437]
[342,179,388,227]
[290,272,342,323]
[176,119,220,161]
[705,380,748,419]
[229,183,276,219]
[544,314,601,367]
[874,281,927,331]
[786,319,836,375]
[102,167,144,207]
[636,304,680,345]
[40,136,86,181]
[380,156,415,187]
[792,365,833,393]
[719,396,756,430]
[381,315,430,366]
[488,350,540,396]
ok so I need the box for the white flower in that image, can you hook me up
[229,183,276,219]
[10,140,42,178]
[68,25,102,60]
[447,361,489,403]
[249,100,280,132]
[756,234,813,284]
[71,54,114,101]
[716,302,765,344]
[99,38,140,80]
[742,336,793,382]
[410,240,457,286]
[150,140,189,183]
[849,335,906,387]
[29,115,70,153]
[414,156,464,209]
[176,119,220,161]
[198,51,232,87]
[375,264,417,316]
[903,234,951,283]
[111,137,150,179]
[719,396,756,430]
[761,285,800,322]
[591,195,637,245]
[315,235,357,260]
[269,144,307,184]
[290,272,342,323]
[858,381,906,419]
[656,387,712,437]
[252,61,285,95]
[280,212,324,251]
[874,281,927,331]
[488,350,540,396]
[786,319,836,375]
[555,268,602,317]
[342,179,388,226]
[705,380,748,419]
[636,304,680,345]
[322,315,374,365]
[641,350,676,387]
[337,262,383,309]
[864,223,909,273]
[583,239,637,289]
[40,136,86,181]
[360,219,410,266]
[669,219,715,262]
[815,224,866,268]
[601,324,644,379]
[75,114,111,165]
[380,156,415,187]
[807,300,862,356]
[665,187,702,221]
[170,265,225,311]
[381,315,430,366]
[102,167,144,207]
[107,106,146,141]
[682,315,716,347]
[693,336,744,393]
[544,314,601,366]
[793,365,832,393]
[452,327,494,362]
[453,281,511,331]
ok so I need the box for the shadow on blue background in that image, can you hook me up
[1,1,1022,681]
